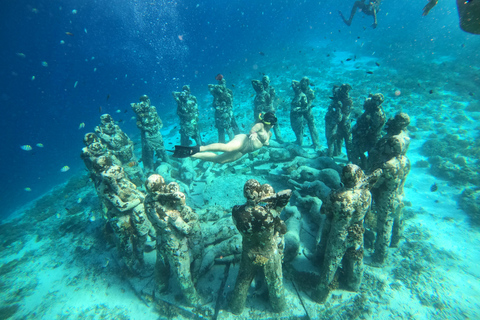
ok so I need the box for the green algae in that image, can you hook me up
[0,305,20,320]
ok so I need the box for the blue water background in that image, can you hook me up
[0,0,478,218]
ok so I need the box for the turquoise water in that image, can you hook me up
[1,0,479,319]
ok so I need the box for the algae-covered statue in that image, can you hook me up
[173,85,202,147]
[208,77,240,143]
[325,84,353,158]
[251,75,284,143]
[131,95,168,172]
[229,179,292,314]
[350,93,386,168]
[290,77,321,151]
[312,165,381,303]
[368,114,411,265]
[144,174,203,306]
[94,114,135,164]
[97,165,154,274]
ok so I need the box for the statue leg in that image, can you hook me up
[306,110,321,150]
[373,201,394,265]
[264,249,286,313]
[290,112,304,146]
[229,252,259,315]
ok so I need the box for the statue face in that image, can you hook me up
[145,174,165,192]
[342,164,364,188]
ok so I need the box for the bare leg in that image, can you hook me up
[340,1,366,26]
[199,135,247,152]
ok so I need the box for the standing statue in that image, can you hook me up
[312,165,381,303]
[173,85,202,146]
[251,75,284,143]
[131,95,168,172]
[290,77,321,151]
[368,114,411,265]
[208,77,240,143]
[94,114,135,164]
[350,93,386,168]
[325,84,353,158]
[229,179,292,314]
[97,165,154,273]
[144,174,203,306]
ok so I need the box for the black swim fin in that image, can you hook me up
[172,145,200,158]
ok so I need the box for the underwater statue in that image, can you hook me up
[172,112,277,164]
[325,84,353,158]
[290,77,321,151]
[97,165,154,274]
[131,95,168,172]
[368,114,411,265]
[350,93,386,169]
[144,174,203,306]
[228,179,292,314]
[94,113,135,164]
[208,77,240,143]
[173,85,202,147]
[251,75,284,143]
[312,165,381,303]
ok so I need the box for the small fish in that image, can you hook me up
[366,71,373,74]
[430,183,438,192]
[41,61,48,67]
[375,62,380,66]
[116,109,121,113]
[259,51,265,56]
[84,28,87,34]
[231,84,235,87]
[79,122,85,129]
[215,74,223,81]
[106,94,110,101]
[469,92,474,96]
[24,187,32,192]
[65,32,74,36]
[74,81,78,88]
[31,76,35,81]
[20,145,32,151]
[60,166,70,172]
[346,58,352,61]
[77,198,82,203]
[128,161,138,167]
[99,106,102,113]
[36,143,44,148]
[429,90,434,94]
[16,53,26,58]
[124,109,128,113]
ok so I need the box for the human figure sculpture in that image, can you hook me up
[325,84,353,158]
[251,75,284,143]
[229,179,292,314]
[312,165,381,303]
[350,93,386,168]
[208,78,240,143]
[144,174,203,306]
[290,77,321,150]
[97,165,154,273]
[369,126,411,265]
[81,133,122,185]
[94,114,135,164]
[131,95,168,172]
[173,85,202,146]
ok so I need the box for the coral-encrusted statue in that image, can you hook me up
[350,93,386,168]
[97,165,154,273]
[368,114,411,265]
[95,114,135,164]
[144,174,203,306]
[229,179,292,314]
[173,85,202,147]
[131,95,168,172]
[325,84,353,157]
[252,75,284,143]
[208,77,240,143]
[290,77,321,150]
[312,165,381,303]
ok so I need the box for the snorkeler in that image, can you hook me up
[423,0,480,35]
[172,112,277,164]
[339,0,380,29]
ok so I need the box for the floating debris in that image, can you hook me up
[60,166,70,172]
[20,145,32,151]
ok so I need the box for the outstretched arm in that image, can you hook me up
[423,0,439,16]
